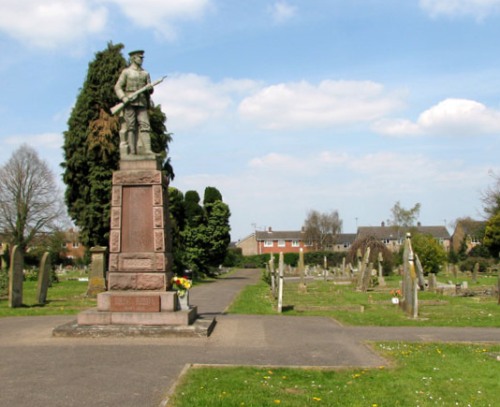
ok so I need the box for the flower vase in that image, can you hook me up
[391,297,400,305]
[178,291,190,311]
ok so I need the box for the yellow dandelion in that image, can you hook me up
[274,400,281,404]
[313,396,321,401]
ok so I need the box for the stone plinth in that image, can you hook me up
[108,159,173,291]
[57,158,206,337]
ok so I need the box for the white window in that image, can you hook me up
[264,240,273,247]
[278,240,286,247]
[292,240,300,247]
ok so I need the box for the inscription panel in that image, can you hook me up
[110,295,160,312]
[121,186,153,252]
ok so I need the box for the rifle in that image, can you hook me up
[111,75,167,115]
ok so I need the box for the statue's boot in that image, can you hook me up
[128,131,137,154]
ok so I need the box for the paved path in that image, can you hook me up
[0,269,498,407]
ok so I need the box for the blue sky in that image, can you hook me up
[1,0,500,241]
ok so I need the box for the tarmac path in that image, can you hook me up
[0,268,498,406]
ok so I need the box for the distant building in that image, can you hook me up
[356,222,451,252]
[450,219,486,253]
[62,228,85,260]
[236,227,357,256]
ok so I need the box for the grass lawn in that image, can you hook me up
[229,275,500,327]
[0,275,95,317]
[168,342,500,407]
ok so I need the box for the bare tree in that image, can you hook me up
[481,170,500,217]
[303,209,342,251]
[388,201,421,228]
[0,145,67,253]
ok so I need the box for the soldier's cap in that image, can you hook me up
[128,50,144,57]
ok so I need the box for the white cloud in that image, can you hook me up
[175,149,493,239]
[268,1,297,24]
[4,132,63,149]
[0,0,212,48]
[239,80,404,130]
[0,0,107,48]
[106,0,211,40]
[419,0,500,19]
[373,98,500,137]
[154,73,260,130]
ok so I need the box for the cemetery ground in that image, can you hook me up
[0,268,499,406]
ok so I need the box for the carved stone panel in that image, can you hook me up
[113,170,162,185]
[153,207,163,228]
[110,207,121,230]
[152,185,163,206]
[111,186,122,207]
[110,230,121,253]
[154,230,165,252]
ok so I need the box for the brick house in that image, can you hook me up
[450,219,486,253]
[236,228,356,256]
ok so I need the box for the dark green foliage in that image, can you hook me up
[411,233,447,275]
[458,257,494,273]
[149,106,174,178]
[347,236,394,276]
[62,42,172,249]
[305,251,346,267]
[203,186,223,205]
[169,187,231,275]
[483,212,500,258]
[467,244,492,258]
[62,42,125,248]
[204,200,231,266]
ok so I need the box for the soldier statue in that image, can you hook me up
[114,50,154,156]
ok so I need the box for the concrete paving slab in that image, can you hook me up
[0,268,498,407]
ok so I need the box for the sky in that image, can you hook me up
[1,0,500,242]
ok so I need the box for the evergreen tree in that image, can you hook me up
[62,42,172,249]
[62,42,125,248]
[203,187,231,266]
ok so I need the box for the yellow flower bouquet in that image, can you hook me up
[172,276,192,298]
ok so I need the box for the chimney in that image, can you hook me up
[381,221,385,227]
[267,226,272,233]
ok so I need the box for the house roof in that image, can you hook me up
[357,225,450,240]
[454,220,487,237]
[255,230,305,241]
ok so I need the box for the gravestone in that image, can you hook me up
[8,245,23,308]
[472,262,479,283]
[401,233,418,318]
[277,252,284,313]
[428,273,437,292]
[86,246,107,297]
[414,253,426,290]
[298,248,307,293]
[377,252,386,287]
[36,252,51,304]
[269,254,276,298]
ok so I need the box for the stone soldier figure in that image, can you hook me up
[114,50,154,156]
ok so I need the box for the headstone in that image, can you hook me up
[86,246,107,297]
[269,254,276,298]
[358,247,371,292]
[428,273,437,292]
[36,252,51,304]
[401,233,418,318]
[8,245,23,308]
[277,252,284,313]
[298,248,307,293]
[414,253,426,290]
[472,262,479,283]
